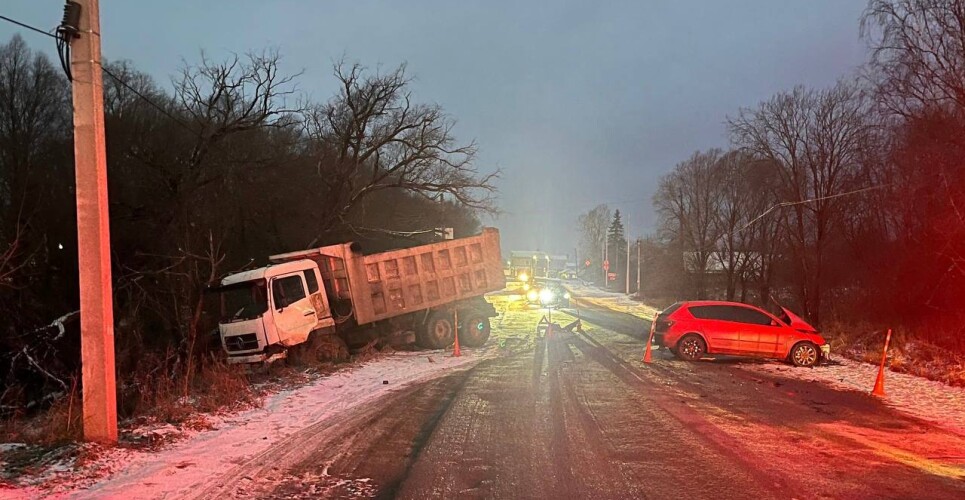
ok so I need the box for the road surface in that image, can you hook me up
[190,291,965,499]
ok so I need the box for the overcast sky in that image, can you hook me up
[2,1,869,255]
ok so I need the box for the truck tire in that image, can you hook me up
[459,314,491,347]
[420,311,455,349]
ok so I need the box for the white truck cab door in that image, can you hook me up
[269,272,317,346]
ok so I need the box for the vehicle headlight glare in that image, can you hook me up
[518,272,529,282]
[564,292,571,299]
[527,289,539,301]
[539,288,555,303]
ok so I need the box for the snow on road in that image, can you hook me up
[567,281,965,439]
[563,281,659,319]
[7,350,490,499]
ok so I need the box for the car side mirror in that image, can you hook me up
[770,319,779,327]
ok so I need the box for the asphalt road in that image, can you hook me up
[207,293,965,499]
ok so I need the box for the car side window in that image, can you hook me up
[689,305,772,325]
[272,275,306,310]
[690,305,730,320]
[732,307,773,326]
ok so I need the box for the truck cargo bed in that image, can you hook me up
[270,228,506,326]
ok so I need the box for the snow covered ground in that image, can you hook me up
[0,289,547,499]
[739,358,965,437]
[566,281,965,439]
[1,350,492,499]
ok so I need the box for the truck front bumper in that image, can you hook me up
[227,351,287,365]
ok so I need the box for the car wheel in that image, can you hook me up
[790,341,819,367]
[676,334,706,361]
[420,312,455,349]
[459,314,491,347]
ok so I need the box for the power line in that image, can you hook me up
[735,184,890,234]
[1,12,199,134]
[99,63,198,134]
[0,14,57,39]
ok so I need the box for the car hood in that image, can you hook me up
[781,307,817,332]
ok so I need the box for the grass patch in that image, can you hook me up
[823,322,965,387]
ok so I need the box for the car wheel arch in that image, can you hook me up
[675,331,709,351]
[788,340,820,365]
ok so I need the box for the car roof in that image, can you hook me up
[679,300,763,308]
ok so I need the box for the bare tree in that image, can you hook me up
[301,62,497,240]
[714,150,759,301]
[577,204,611,283]
[654,149,725,299]
[862,0,965,116]
[729,81,876,324]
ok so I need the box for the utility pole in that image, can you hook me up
[602,234,607,288]
[625,213,630,295]
[70,0,117,444]
[636,238,641,295]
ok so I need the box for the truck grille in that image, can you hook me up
[225,333,259,352]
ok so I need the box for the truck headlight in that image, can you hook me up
[527,289,539,302]
[539,288,555,303]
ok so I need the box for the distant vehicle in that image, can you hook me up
[651,301,829,367]
[211,228,506,363]
[557,269,577,280]
[525,281,570,308]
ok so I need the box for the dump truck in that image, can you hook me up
[212,228,506,363]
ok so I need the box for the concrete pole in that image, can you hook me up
[603,234,607,288]
[636,239,641,295]
[71,0,117,444]
[625,213,630,295]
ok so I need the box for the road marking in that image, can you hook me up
[818,423,965,480]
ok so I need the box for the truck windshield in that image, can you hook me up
[217,280,268,323]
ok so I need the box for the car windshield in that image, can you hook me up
[217,279,268,323]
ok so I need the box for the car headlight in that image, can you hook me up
[522,283,530,291]
[518,272,529,282]
[539,288,555,303]
[527,289,539,301]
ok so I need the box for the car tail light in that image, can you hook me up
[654,318,673,333]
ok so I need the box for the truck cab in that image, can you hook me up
[213,260,333,363]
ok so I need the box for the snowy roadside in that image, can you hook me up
[563,281,660,320]
[568,283,965,439]
[1,349,492,499]
[738,358,965,437]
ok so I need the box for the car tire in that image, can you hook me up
[676,334,706,361]
[420,311,456,349]
[459,314,491,347]
[790,341,819,367]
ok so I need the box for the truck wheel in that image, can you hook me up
[459,314,491,347]
[420,312,455,349]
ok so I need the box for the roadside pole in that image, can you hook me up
[636,239,641,296]
[625,213,630,295]
[71,0,117,443]
[602,235,607,287]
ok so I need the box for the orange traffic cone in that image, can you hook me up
[452,310,461,357]
[643,314,656,363]
[643,334,653,363]
[872,329,892,396]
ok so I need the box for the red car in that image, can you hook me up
[651,301,829,367]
